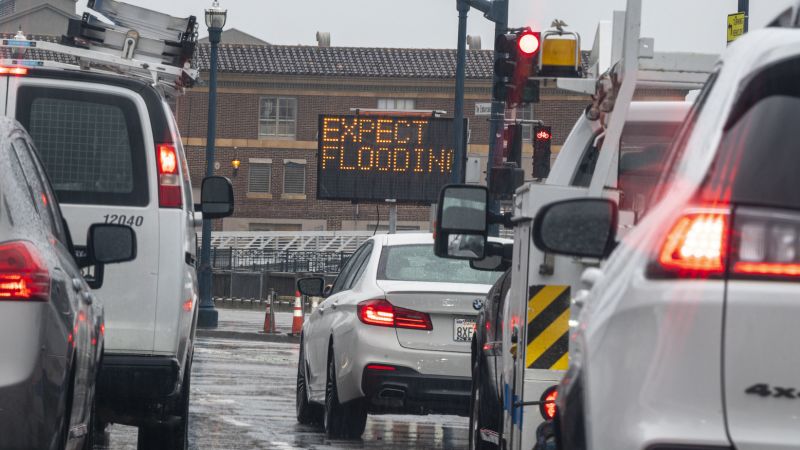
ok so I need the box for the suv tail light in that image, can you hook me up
[157,144,182,208]
[653,209,730,277]
[730,207,800,280]
[0,241,50,301]
[357,299,433,330]
[649,205,800,281]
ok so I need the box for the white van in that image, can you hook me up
[0,63,234,448]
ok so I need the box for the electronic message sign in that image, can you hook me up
[317,114,466,203]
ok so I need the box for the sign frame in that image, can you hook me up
[316,114,468,204]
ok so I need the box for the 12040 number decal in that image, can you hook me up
[746,383,800,399]
[104,214,144,227]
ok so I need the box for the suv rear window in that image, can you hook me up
[378,244,504,285]
[701,58,800,210]
[16,87,148,206]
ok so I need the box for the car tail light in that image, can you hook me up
[357,299,433,331]
[157,144,182,208]
[649,209,730,277]
[540,385,558,421]
[729,207,800,280]
[0,241,50,301]
[366,364,396,371]
[0,66,28,76]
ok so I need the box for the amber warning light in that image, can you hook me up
[317,115,467,203]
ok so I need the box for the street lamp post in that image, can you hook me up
[198,0,227,328]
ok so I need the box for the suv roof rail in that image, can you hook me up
[0,0,199,92]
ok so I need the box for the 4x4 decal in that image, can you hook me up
[746,383,797,399]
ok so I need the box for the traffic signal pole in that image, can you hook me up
[739,0,749,32]
[452,0,469,184]
[453,0,508,234]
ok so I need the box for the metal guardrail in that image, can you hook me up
[211,248,353,274]
[205,231,377,253]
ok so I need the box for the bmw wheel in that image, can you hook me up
[324,349,367,439]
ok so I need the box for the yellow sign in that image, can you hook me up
[727,12,745,43]
[542,38,577,67]
[526,285,570,370]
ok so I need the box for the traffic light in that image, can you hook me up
[503,124,523,166]
[493,28,541,105]
[533,125,552,179]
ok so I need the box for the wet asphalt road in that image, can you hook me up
[102,336,469,449]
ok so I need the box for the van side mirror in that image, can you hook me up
[201,176,234,219]
[532,198,618,259]
[434,185,489,260]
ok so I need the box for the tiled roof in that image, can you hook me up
[0,35,592,81]
[196,44,496,79]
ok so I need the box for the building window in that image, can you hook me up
[248,160,271,193]
[259,97,297,138]
[505,104,535,142]
[378,99,415,111]
[283,160,306,195]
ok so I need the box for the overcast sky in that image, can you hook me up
[79,0,791,54]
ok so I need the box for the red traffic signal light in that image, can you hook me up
[518,31,541,56]
[535,127,552,141]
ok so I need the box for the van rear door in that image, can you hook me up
[9,78,160,354]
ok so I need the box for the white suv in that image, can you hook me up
[533,11,800,450]
[0,67,234,448]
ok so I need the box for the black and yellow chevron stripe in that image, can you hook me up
[526,285,570,370]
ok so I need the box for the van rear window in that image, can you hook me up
[16,87,148,207]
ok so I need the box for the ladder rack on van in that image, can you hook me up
[0,37,198,90]
[0,0,199,92]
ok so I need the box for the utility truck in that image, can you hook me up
[435,1,717,448]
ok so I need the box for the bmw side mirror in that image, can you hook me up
[435,185,489,260]
[201,176,234,219]
[470,242,512,272]
[297,277,325,297]
[532,198,618,259]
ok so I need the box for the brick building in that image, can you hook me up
[178,41,683,232]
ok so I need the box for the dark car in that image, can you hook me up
[0,117,136,450]
[469,268,512,449]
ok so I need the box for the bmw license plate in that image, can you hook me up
[453,318,476,342]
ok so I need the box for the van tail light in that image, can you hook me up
[0,241,50,301]
[357,299,433,331]
[157,144,182,208]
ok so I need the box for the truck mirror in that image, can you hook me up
[435,185,489,260]
[532,198,618,259]
[201,176,234,219]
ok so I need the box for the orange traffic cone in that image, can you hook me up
[263,295,276,334]
[291,291,304,336]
